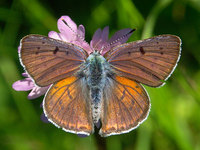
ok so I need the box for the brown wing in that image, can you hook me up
[104,35,181,87]
[20,35,88,87]
[43,76,94,135]
[100,76,150,137]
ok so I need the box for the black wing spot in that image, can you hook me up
[160,47,163,50]
[42,42,45,44]
[156,42,159,44]
[128,51,131,56]
[66,51,69,55]
[37,47,40,50]
[139,47,145,54]
[53,46,59,54]
[160,52,164,55]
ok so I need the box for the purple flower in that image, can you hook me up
[13,15,133,100]
[90,26,133,55]
[12,73,50,99]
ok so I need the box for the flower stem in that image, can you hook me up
[94,130,106,150]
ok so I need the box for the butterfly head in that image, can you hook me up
[89,50,101,55]
[87,50,106,64]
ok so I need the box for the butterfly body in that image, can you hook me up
[80,51,112,123]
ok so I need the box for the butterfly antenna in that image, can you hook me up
[61,18,88,44]
[100,28,136,54]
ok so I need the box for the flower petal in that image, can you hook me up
[40,113,49,123]
[82,42,93,53]
[18,46,21,53]
[97,26,109,53]
[109,28,133,48]
[74,24,93,53]
[101,28,133,55]
[74,40,93,54]
[57,16,77,42]
[77,134,89,138]
[90,28,102,50]
[49,16,92,53]
[22,73,29,78]
[90,27,110,53]
[48,31,62,40]
[12,78,34,91]
[27,86,50,99]
[101,26,109,44]
[77,25,85,39]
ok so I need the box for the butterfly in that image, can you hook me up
[19,28,181,137]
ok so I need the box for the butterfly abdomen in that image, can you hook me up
[90,88,103,123]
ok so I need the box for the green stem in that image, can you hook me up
[94,130,106,150]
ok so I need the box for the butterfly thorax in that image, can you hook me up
[82,51,110,123]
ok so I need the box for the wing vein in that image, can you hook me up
[111,63,161,82]
[22,54,84,62]
[113,78,145,112]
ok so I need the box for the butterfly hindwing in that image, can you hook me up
[43,76,94,135]
[20,35,88,87]
[100,76,150,137]
[104,35,181,87]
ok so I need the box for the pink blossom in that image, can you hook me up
[48,16,92,53]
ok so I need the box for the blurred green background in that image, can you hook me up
[0,0,200,150]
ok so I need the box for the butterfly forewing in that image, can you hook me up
[43,76,94,135]
[104,35,181,87]
[20,35,88,87]
[100,76,150,137]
